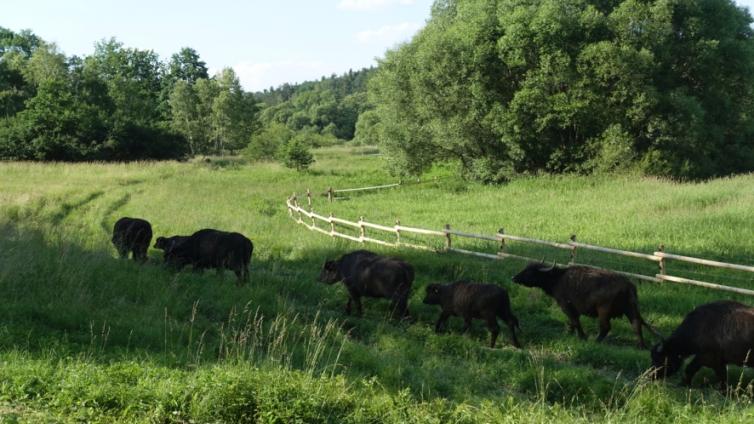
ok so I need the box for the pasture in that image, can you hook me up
[1,146,753,422]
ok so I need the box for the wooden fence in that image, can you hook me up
[286,192,754,297]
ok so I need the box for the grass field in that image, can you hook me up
[1,146,754,422]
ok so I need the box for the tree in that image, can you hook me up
[211,68,257,153]
[167,47,208,84]
[371,0,754,181]
[169,80,204,155]
[280,137,314,171]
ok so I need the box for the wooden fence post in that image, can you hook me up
[395,219,401,246]
[359,216,366,242]
[445,224,452,250]
[658,244,666,276]
[329,213,335,236]
[498,228,506,253]
[327,187,333,203]
[292,195,301,223]
[305,188,314,225]
[569,234,577,264]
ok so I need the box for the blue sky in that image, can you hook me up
[3,0,754,91]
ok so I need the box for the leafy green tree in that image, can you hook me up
[167,47,208,84]
[169,80,204,155]
[371,0,754,181]
[352,109,381,146]
[211,68,258,154]
[280,136,314,171]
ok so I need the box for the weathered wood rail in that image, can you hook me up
[287,193,754,297]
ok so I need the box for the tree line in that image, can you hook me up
[0,28,257,161]
[4,0,754,181]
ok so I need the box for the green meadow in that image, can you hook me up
[1,146,753,422]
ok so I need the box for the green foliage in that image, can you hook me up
[0,28,257,161]
[280,137,315,171]
[255,68,374,145]
[244,122,294,161]
[371,0,754,181]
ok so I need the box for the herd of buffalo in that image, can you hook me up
[112,216,754,391]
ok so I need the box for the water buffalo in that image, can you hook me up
[112,217,152,262]
[650,300,754,390]
[512,262,660,348]
[154,235,190,265]
[165,229,253,284]
[319,250,413,319]
[423,281,521,348]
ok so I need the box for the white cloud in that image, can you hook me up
[230,60,343,92]
[337,0,415,11]
[355,22,422,45]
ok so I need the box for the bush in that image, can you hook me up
[244,123,294,161]
[280,137,314,171]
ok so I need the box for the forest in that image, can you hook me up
[3,0,754,180]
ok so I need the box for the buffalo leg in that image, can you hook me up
[352,296,363,316]
[683,355,706,386]
[625,310,647,349]
[596,307,611,343]
[133,246,148,263]
[505,318,521,348]
[713,360,728,392]
[562,304,586,340]
[435,311,450,333]
[345,297,352,315]
[484,315,500,348]
[461,315,473,334]
[390,294,409,320]
[116,244,129,259]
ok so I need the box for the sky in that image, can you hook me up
[3,0,754,92]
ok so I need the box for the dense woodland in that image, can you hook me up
[3,0,754,180]
[370,0,754,181]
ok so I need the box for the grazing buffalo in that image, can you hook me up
[651,301,754,390]
[165,229,253,284]
[423,281,521,348]
[512,262,660,348]
[154,235,190,264]
[319,250,413,319]
[112,217,152,262]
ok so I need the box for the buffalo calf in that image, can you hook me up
[651,300,754,390]
[319,250,413,319]
[423,281,521,348]
[512,262,659,348]
[112,217,152,262]
[154,235,190,266]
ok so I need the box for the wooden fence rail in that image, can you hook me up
[286,194,754,297]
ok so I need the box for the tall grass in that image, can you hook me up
[1,148,753,422]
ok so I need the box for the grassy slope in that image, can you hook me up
[0,147,753,422]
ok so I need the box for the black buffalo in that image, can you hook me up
[319,250,413,319]
[651,300,754,389]
[164,229,253,284]
[112,217,152,262]
[512,262,659,348]
[154,235,190,264]
[423,281,521,348]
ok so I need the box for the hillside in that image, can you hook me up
[1,148,753,422]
